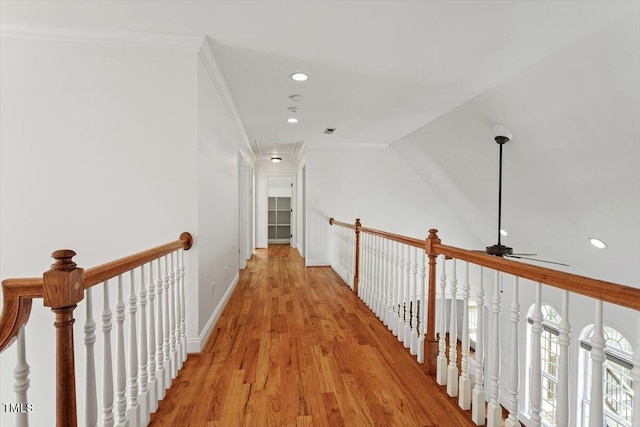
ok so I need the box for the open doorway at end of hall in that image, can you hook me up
[267,176,292,246]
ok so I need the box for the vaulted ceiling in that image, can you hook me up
[2,1,638,284]
[2,1,635,159]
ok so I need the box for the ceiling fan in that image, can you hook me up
[480,124,569,267]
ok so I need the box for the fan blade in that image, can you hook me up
[512,253,538,256]
[505,254,570,267]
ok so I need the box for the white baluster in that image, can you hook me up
[632,316,640,427]
[505,277,520,427]
[172,252,182,370]
[410,247,419,356]
[128,270,140,427]
[487,270,502,427]
[447,258,459,397]
[358,233,369,304]
[101,281,115,427]
[529,283,543,427]
[155,259,166,398]
[84,287,98,427]
[350,227,355,289]
[378,237,385,320]
[180,249,187,361]
[402,245,411,348]
[169,254,177,379]
[436,255,448,385]
[147,263,158,412]
[361,233,368,303]
[557,290,571,427]
[13,325,30,427]
[472,267,486,425]
[588,300,605,427]
[382,238,389,326]
[392,241,401,337]
[374,235,381,317]
[458,262,471,409]
[418,251,427,364]
[138,265,150,425]
[115,275,127,427]
[163,255,171,387]
[384,239,393,329]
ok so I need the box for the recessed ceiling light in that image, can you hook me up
[589,237,607,249]
[287,118,298,123]
[289,72,309,82]
[289,95,304,102]
[500,229,508,237]
[271,156,282,163]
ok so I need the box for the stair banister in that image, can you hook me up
[0,232,193,427]
[329,217,640,427]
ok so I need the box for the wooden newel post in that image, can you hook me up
[43,249,84,427]
[424,229,441,377]
[354,218,362,295]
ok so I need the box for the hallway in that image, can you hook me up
[149,246,473,426]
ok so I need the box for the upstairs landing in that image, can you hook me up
[150,246,473,426]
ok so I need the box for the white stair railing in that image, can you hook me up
[328,219,640,427]
[0,233,192,427]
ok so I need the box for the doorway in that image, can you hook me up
[267,176,293,245]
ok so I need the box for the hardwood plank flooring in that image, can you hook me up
[149,246,474,426]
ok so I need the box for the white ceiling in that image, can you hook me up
[2,1,638,284]
[1,1,635,162]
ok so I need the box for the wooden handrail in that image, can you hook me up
[329,217,640,379]
[328,218,356,229]
[359,226,425,249]
[433,242,640,312]
[84,232,193,288]
[0,278,44,352]
[0,232,194,354]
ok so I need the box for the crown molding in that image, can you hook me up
[198,37,255,163]
[0,23,204,51]
[1,22,256,163]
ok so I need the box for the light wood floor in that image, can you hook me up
[149,246,474,426]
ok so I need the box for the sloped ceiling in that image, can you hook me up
[392,15,640,285]
[1,1,636,162]
[1,1,638,284]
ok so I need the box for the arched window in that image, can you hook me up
[581,326,634,426]
[526,304,561,426]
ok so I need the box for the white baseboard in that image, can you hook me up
[305,259,330,267]
[187,272,239,353]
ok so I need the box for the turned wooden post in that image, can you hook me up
[354,219,362,295]
[424,229,441,377]
[43,250,84,427]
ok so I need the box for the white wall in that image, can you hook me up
[304,145,484,266]
[0,30,248,426]
[0,33,198,426]
[195,50,244,337]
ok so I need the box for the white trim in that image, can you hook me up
[186,272,239,354]
[198,37,255,163]
[0,23,203,51]
[305,259,331,267]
